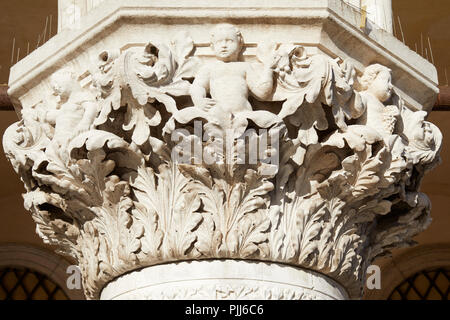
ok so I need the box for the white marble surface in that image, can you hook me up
[9,0,437,113]
[3,2,443,300]
[100,260,349,300]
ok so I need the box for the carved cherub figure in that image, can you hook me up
[355,64,399,138]
[47,69,98,147]
[189,23,276,122]
[167,24,281,133]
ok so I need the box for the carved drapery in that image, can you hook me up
[3,24,442,299]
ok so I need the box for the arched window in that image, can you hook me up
[0,266,69,300]
[388,268,449,300]
[0,244,85,300]
[364,244,450,300]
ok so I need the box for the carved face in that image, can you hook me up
[211,27,242,62]
[422,122,434,146]
[51,71,75,101]
[409,111,434,147]
[367,69,393,102]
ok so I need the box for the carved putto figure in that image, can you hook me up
[355,64,399,138]
[192,24,274,113]
[48,69,98,148]
[3,23,442,300]
[170,23,281,133]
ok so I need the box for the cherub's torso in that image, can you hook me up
[55,93,93,135]
[207,61,252,113]
[358,91,398,136]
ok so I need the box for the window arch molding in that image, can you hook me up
[0,243,85,300]
[364,243,450,299]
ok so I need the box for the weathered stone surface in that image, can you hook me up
[4,2,442,300]
[9,0,438,112]
[100,260,348,300]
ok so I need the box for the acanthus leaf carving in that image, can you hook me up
[3,24,443,299]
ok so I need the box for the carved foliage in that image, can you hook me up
[3,30,443,299]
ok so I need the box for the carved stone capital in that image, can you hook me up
[4,3,442,300]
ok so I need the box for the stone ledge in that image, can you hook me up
[9,0,436,114]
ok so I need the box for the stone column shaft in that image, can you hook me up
[364,0,393,33]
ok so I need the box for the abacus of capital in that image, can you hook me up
[4,0,442,300]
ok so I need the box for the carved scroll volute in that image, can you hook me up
[3,24,442,299]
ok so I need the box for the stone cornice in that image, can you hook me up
[9,0,436,114]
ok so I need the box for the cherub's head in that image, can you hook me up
[360,64,393,102]
[50,69,78,102]
[210,24,243,62]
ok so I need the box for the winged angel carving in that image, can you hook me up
[3,24,442,299]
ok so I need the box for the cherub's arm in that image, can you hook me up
[247,63,274,100]
[333,59,366,120]
[78,101,98,132]
[189,66,214,110]
[347,90,366,119]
